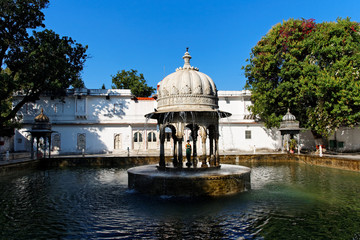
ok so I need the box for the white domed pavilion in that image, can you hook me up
[146,49,231,169]
[130,49,251,197]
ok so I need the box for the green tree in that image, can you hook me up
[111,69,155,97]
[0,0,87,131]
[101,83,106,89]
[244,18,360,139]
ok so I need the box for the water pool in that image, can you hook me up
[0,162,359,239]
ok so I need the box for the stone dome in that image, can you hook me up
[32,108,52,130]
[157,49,218,112]
[282,109,296,122]
[34,108,50,122]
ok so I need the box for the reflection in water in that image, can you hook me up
[0,163,360,239]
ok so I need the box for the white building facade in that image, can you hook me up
[11,87,360,155]
[12,87,285,156]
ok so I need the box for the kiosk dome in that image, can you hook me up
[156,48,220,113]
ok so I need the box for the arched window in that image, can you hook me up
[77,133,86,150]
[147,132,156,142]
[134,132,143,142]
[114,134,121,149]
[25,134,31,151]
[52,134,61,151]
[245,130,251,139]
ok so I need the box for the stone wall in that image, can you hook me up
[1,154,360,174]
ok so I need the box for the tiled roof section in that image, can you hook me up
[244,114,255,120]
[135,97,155,101]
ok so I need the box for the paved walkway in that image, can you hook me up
[0,157,33,166]
[322,153,360,160]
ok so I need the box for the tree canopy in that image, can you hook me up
[111,69,155,97]
[0,0,87,132]
[243,18,360,138]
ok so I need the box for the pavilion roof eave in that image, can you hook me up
[25,130,57,134]
[145,110,232,119]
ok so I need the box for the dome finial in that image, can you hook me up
[183,47,192,69]
[282,108,296,122]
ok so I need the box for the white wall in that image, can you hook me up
[52,125,132,154]
[0,136,14,153]
[218,124,279,152]
[328,127,360,152]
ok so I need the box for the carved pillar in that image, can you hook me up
[177,138,183,167]
[215,128,219,166]
[191,126,198,167]
[36,137,39,159]
[200,126,207,167]
[44,137,47,159]
[176,122,184,168]
[30,135,34,159]
[215,138,219,166]
[47,135,51,158]
[286,134,289,152]
[159,125,165,168]
[209,131,214,156]
[172,131,178,167]
[209,128,215,167]
[297,133,300,154]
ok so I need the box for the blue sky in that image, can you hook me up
[43,0,360,91]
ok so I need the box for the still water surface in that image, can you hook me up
[0,162,360,239]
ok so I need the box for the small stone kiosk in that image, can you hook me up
[146,48,230,169]
[28,109,54,159]
[279,109,301,153]
[128,50,251,197]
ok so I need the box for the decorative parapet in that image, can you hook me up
[280,121,299,130]
[157,94,218,112]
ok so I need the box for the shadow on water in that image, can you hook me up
[1,163,360,239]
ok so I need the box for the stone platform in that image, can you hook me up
[127,164,251,197]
